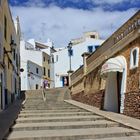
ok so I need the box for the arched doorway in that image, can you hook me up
[101,56,127,113]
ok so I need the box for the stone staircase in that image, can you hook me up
[4,87,140,140]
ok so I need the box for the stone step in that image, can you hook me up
[23,105,77,108]
[26,94,43,100]
[18,112,94,117]
[5,127,140,140]
[24,102,72,105]
[24,102,74,105]
[16,115,105,123]
[20,109,87,113]
[23,107,81,110]
[24,103,77,108]
[25,97,43,99]
[23,104,78,108]
[11,120,119,131]
[81,136,140,140]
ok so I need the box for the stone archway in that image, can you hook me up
[101,56,127,113]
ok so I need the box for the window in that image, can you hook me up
[36,68,39,74]
[48,69,50,78]
[4,16,7,40]
[15,78,17,94]
[13,49,16,60]
[48,83,50,88]
[133,50,137,65]
[36,84,39,89]
[88,46,93,53]
[43,67,46,75]
[43,57,45,62]
[90,35,95,39]
[16,54,18,67]
[130,47,139,69]
[95,45,100,50]
[51,55,54,63]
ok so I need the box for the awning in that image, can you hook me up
[101,56,126,75]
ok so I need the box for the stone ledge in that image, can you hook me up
[65,99,140,131]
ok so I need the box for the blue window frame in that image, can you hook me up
[88,46,93,53]
[95,45,100,50]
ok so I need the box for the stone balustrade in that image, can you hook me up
[71,66,84,86]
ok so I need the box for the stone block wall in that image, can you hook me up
[71,90,105,109]
[118,37,140,93]
[124,92,140,119]
[70,29,140,119]
[84,67,103,94]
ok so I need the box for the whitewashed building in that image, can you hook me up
[20,39,55,90]
[27,60,43,90]
[52,32,104,87]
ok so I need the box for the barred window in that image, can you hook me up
[88,46,93,53]
[130,47,139,69]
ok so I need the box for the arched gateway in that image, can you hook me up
[101,56,127,113]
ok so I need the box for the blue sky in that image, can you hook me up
[9,0,140,11]
[9,0,139,47]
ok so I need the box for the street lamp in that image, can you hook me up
[67,41,73,71]
[67,41,73,86]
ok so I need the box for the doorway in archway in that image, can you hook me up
[104,72,122,113]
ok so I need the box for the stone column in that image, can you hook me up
[81,52,90,75]
[67,70,74,87]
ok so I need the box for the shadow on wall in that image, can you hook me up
[20,91,26,101]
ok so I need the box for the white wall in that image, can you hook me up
[27,76,42,90]
[53,38,104,87]
[27,60,43,90]
[20,40,54,90]
[20,41,42,66]
[20,41,43,90]
[27,61,42,77]
[20,61,28,90]
[50,62,55,88]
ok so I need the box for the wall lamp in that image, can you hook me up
[20,68,24,72]
[4,40,17,54]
